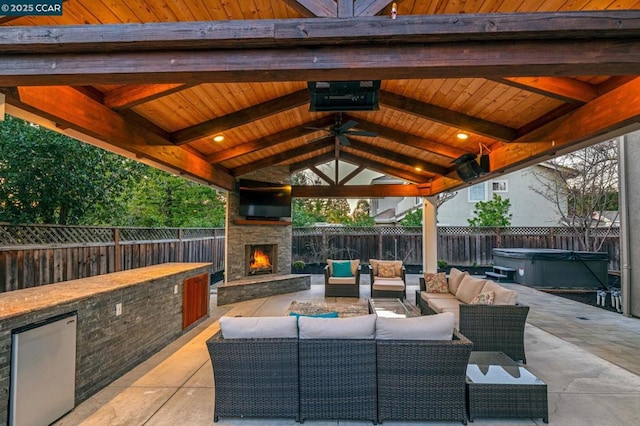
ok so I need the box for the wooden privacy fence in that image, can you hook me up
[1,224,620,292]
[0,223,225,292]
[292,226,621,271]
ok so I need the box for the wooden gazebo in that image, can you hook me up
[1,1,639,199]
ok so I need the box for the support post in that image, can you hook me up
[423,197,438,274]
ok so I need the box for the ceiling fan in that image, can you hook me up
[305,113,377,146]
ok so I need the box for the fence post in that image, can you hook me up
[178,229,184,262]
[113,228,121,272]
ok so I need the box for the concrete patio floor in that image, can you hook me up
[55,275,640,426]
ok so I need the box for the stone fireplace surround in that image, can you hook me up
[218,167,310,305]
[224,167,293,282]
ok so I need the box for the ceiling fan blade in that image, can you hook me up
[338,120,359,132]
[345,130,378,137]
[307,135,333,144]
[304,126,328,132]
[338,134,351,146]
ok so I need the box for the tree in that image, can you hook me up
[468,194,512,227]
[530,140,619,251]
[400,209,422,226]
[349,199,375,226]
[291,171,353,226]
[125,168,226,227]
[0,116,142,225]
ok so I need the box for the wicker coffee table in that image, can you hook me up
[466,351,548,423]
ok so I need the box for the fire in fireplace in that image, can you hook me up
[246,244,277,276]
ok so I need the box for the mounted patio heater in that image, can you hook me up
[308,80,380,112]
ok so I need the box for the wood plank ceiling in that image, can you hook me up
[2,0,640,198]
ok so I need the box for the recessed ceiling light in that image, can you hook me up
[457,132,469,140]
[213,134,225,142]
[415,166,423,172]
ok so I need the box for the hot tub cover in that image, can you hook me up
[492,248,609,261]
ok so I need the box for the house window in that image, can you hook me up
[468,182,487,202]
[492,180,508,192]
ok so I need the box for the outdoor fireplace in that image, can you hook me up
[245,244,278,276]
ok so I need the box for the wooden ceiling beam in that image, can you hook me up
[339,165,366,185]
[4,86,235,190]
[3,12,640,54]
[431,77,640,194]
[171,89,309,145]
[379,90,517,141]
[498,77,598,104]
[289,151,335,173]
[309,165,334,185]
[341,115,468,160]
[292,183,432,198]
[3,37,640,86]
[345,139,447,175]
[206,116,335,163]
[104,84,191,110]
[232,138,331,176]
[339,151,428,183]
[355,0,393,17]
[286,0,336,17]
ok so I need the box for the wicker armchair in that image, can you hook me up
[368,259,407,299]
[206,331,299,422]
[324,259,361,298]
[376,330,473,424]
[459,303,530,364]
[299,339,377,423]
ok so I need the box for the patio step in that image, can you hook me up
[485,271,509,282]
[491,265,516,281]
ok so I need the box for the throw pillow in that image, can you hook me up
[289,311,339,318]
[425,272,449,293]
[470,291,495,305]
[332,261,353,277]
[378,263,396,278]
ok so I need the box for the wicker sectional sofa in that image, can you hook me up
[207,313,473,424]
[417,268,530,363]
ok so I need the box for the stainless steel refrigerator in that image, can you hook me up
[10,312,77,426]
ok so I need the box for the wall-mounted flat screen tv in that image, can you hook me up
[238,179,292,219]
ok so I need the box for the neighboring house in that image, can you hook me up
[369,175,422,224]
[370,164,567,226]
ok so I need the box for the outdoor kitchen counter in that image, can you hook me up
[0,262,212,425]
[0,262,211,320]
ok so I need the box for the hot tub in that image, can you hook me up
[492,248,608,289]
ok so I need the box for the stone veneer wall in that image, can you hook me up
[0,264,210,425]
[225,167,292,281]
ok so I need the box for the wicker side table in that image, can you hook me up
[466,351,548,423]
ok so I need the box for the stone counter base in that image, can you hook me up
[217,274,311,305]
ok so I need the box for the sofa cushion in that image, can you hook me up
[482,280,518,305]
[328,276,356,285]
[370,259,403,277]
[332,261,353,277]
[448,267,468,295]
[456,275,488,304]
[328,259,360,276]
[372,278,405,292]
[470,291,495,305]
[424,272,449,293]
[375,312,455,340]
[421,291,457,301]
[220,316,298,339]
[427,297,462,313]
[298,314,377,339]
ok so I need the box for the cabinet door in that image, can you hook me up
[182,273,209,329]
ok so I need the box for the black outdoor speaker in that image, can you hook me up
[456,160,484,182]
